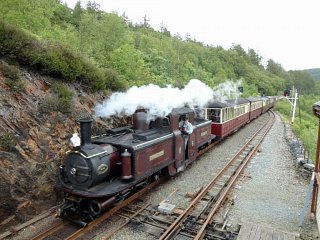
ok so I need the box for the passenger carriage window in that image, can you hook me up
[230,107,234,119]
[222,109,226,122]
[162,116,170,127]
[209,109,214,120]
[149,120,156,129]
[208,109,221,123]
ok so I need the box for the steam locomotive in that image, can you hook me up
[56,97,276,225]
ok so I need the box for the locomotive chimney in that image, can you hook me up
[133,110,148,131]
[78,118,93,146]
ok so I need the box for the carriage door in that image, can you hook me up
[173,115,185,170]
[188,129,196,161]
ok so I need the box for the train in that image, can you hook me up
[56,96,277,225]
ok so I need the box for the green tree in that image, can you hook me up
[0,0,56,34]
[72,1,83,27]
[247,48,262,67]
[287,70,316,94]
[110,44,154,86]
[266,59,285,76]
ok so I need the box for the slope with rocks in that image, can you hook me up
[0,59,122,233]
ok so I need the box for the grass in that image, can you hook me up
[275,97,319,163]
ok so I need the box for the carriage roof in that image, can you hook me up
[206,98,250,108]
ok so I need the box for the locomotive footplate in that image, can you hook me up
[57,174,151,198]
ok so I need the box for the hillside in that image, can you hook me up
[305,68,320,81]
[0,0,288,97]
[0,59,129,232]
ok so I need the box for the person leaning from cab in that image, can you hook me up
[179,115,193,135]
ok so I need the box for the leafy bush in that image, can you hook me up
[51,82,73,100]
[0,61,19,79]
[0,133,16,151]
[5,78,25,92]
[0,61,25,92]
[104,68,128,91]
[0,20,109,91]
[40,83,73,113]
[40,95,72,113]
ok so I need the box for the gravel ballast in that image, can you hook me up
[107,112,318,240]
[221,113,312,232]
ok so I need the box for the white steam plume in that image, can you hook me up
[94,79,213,119]
[212,80,242,102]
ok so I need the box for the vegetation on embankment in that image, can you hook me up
[0,21,127,92]
[0,0,319,159]
[275,95,319,162]
[0,0,288,96]
[1,0,320,95]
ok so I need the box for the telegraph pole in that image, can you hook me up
[292,90,298,123]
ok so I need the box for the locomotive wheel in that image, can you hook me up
[164,163,177,177]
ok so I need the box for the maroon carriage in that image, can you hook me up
[261,97,270,113]
[266,96,276,109]
[203,99,250,139]
[247,97,263,120]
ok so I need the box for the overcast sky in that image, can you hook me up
[64,0,319,71]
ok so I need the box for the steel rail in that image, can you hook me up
[159,111,274,240]
[31,221,66,240]
[194,111,276,239]
[65,177,164,240]
[30,178,164,240]
[101,201,151,240]
[0,208,56,240]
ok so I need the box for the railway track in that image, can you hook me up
[159,111,276,240]
[104,201,238,239]
[31,178,164,240]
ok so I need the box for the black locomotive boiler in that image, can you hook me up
[56,107,212,225]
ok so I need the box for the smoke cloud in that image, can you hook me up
[94,79,213,119]
[94,79,242,119]
[212,79,242,102]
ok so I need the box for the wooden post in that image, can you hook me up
[311,119,320,213]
